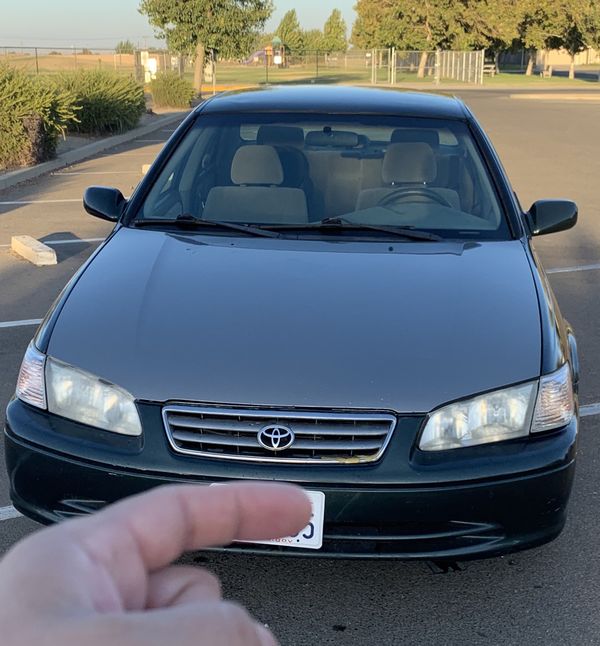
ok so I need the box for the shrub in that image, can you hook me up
[115,40,135,55]
[0,64,78,170]
[150,71,195,108]
[56,70,146,135]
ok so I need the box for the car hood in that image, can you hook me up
[47,228,541,413]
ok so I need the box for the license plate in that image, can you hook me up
[211,486,325,550]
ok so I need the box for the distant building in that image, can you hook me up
[537,47,600,68]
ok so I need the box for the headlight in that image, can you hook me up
[17,346,141,436]
[45,357,142,436]
[419,364,575,451]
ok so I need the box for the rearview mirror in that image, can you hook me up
[83,186,126,222]
[527,200,577,236]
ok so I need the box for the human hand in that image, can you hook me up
[0,483,311,645]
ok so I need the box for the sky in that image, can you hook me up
[0,0,356,49]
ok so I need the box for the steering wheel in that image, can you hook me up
[377,187,454,209]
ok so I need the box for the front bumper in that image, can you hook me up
[4,399,578,560]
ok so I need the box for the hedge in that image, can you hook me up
[150,72,195,108]
[0,64,78,171]
[56,70,146,135]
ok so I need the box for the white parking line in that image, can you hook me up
[0,319,42,329]
[51,171,140,176]
[581,403,600,417]
[135,139,166,143]
[0,506,21,522]
[547,263,600,275]
[0,237,104,249]
[44,237,105,246]
[0,199,81,206]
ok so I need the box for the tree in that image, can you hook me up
[115,40,135,54]
[456,0,521,71]
[322,9,347,52]
[517,0,563,75]
[578,0,600,78]
[303,29,324,52]
[139,0,273,92]
[352,0,465,77]
[276,9,304,53]
[553,0,600,79]
[351,0,398,50]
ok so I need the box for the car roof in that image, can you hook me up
[197,85,468,120]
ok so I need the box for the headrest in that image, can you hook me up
[382,142,437,185]
[305,129,360,148]
[391,128,440,148]
[231,145,284,185]
[257,125,304,148]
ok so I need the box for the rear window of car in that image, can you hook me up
[138,113,511,240]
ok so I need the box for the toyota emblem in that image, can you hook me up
[258,425,295,452]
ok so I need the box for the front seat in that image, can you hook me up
[355,142,461,211]
[203,145,309,224]
[257,125,323,220]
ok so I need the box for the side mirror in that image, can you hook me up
[527,200,577,236]
[83,186,126,222]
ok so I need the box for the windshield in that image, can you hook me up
[136,112,510,239]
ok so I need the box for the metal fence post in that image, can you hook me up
[34,48,39,74]
[434,49,441,85]
[265,52,269,84]
[316,50,319,79]
[371,49,376,84]
[481,49,485,84]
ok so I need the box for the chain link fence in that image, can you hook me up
[1,45,484,88]
[0,46,138,75]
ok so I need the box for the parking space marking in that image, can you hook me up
[0,319,42,329]
[51,171,140,176]
[547,263,600,274]
[0,506,21,522]
[581,403,600,417]
[44,237,105,246]
[0,237,104,249]
[135,139,167,143]
[0,199,81,206]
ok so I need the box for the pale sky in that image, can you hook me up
[0,0,356,48]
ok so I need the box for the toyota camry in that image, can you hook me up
[5,86,579,559]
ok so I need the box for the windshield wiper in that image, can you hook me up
[261,217,443,241]
[133,214,281,238]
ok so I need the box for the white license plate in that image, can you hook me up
[211,486,325,550]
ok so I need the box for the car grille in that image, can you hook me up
[162,406,397,464]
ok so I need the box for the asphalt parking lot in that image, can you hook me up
[1,88,600,645]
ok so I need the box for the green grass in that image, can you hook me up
[185,63,441,90]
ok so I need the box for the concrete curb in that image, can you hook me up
[11,235,57,266]
[0,112,187,192]
[509,93,600,101]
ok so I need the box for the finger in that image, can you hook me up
[146,566,221,608]
[67,483,311,568]
[75,601,278,646]
[63,483,311,608]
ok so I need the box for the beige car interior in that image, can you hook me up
[202,126,476,224]
[203,145,309,223]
